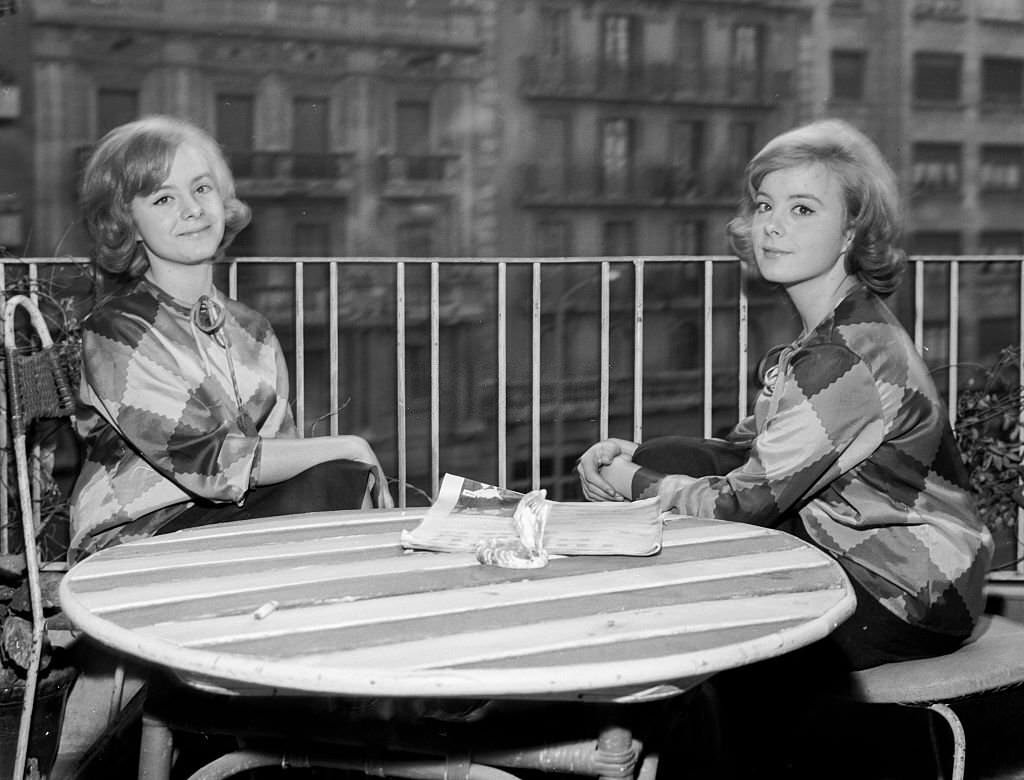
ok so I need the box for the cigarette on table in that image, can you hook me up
[252,600,279,620]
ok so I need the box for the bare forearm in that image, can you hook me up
[254,435,379,485]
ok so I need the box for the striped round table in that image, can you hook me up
[60,509,855,778]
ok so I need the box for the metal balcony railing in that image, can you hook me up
[4,255,1024,563]
[377,154,461,188]
[519,163,724,204]
[518,55,794,105]
[43,0,482,45]
[229,151,357,181]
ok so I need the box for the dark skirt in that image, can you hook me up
[156,459,372,536]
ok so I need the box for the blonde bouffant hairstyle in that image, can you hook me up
[727,118,906,297]
[79,115,251,279]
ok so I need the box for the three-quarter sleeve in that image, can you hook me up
[661,343,885,526]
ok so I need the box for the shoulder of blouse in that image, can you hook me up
[222,294,276,338]
[82,281,160,340]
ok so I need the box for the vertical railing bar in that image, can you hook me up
[737,262,749,421]
[531,262,542,491]
[27,265,41,532]
[396,263,408,508]
[0,260,6,553]
[914,259,925,353]
[329,261,340,437]
[228,260,238,299]
[599,261,611,441]
[430,262,440,499]
[1018,266,1024,574]
[632,258,644,443]
[497,262,508,488]
[948,261,959,428]
[703,259,714,438]
[294,262,305,435]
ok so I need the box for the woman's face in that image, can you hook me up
[750,162,852,293]
[130,141,226,270]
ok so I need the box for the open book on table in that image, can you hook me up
[400,473,663,557]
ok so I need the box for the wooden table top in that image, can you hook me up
[60,509,856,703]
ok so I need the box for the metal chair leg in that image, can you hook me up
[926,702,966,780]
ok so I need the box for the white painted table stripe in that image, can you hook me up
[61,510,856,701]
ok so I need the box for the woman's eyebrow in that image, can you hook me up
[789,191,824,202]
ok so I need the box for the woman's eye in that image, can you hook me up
[754,201,771,214]
[196,183,213,195]
[793,204,814,216]
[153,195,171,206]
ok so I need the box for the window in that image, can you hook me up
[979,0,1024,21]
[645,319,701,373]
[216,93,255,176]
[728,121,757,184]
[980,145,1024,191]
[294,98,328,154]
[293,222,330,257]
[536,220,571,257]
[396,100,431,155]
[537,115,569,197]
[831,50,866,101]
[601,14,639,87]
[674,220,706,255]
[913,53,962,103]
[228,201,260,257]
[979,231,1024,255]
[97,88,138,138]
[602,15,637,70]
[982,57,1024,107]
[912,143,961,192]
[293,97,329,178]
[602,220,635,256]
[601,118,633,198]
[669,120,703,196]
[914,0,965,17]
[396,221,434,257]
[404,329,431,404]
[676,18,704,92]
[539,8,570,66]
[911,232,962,254]
[731,24,762,100]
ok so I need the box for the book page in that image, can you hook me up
[400,474,662,557]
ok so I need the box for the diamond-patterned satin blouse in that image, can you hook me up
[70,277,296,559]
[660,285,993,638]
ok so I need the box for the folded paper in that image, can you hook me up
[400,474,663,561]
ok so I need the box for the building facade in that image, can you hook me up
[25,0,501,492]
[6,0,1024,497]
[812,0,1024,371]
[491,0,815,494]
[0,1,31,258]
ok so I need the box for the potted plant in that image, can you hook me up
[0,552,76,779]
[953,345,1024,573]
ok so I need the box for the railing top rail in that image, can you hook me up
[7,254,1024,266]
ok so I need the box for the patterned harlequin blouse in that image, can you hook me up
[69,277,296,560]
[660,285,993,638]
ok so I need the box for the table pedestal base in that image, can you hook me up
[136,698,659,780]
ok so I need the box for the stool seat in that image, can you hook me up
[845,614,1024,704]
[835,613,1024,780]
